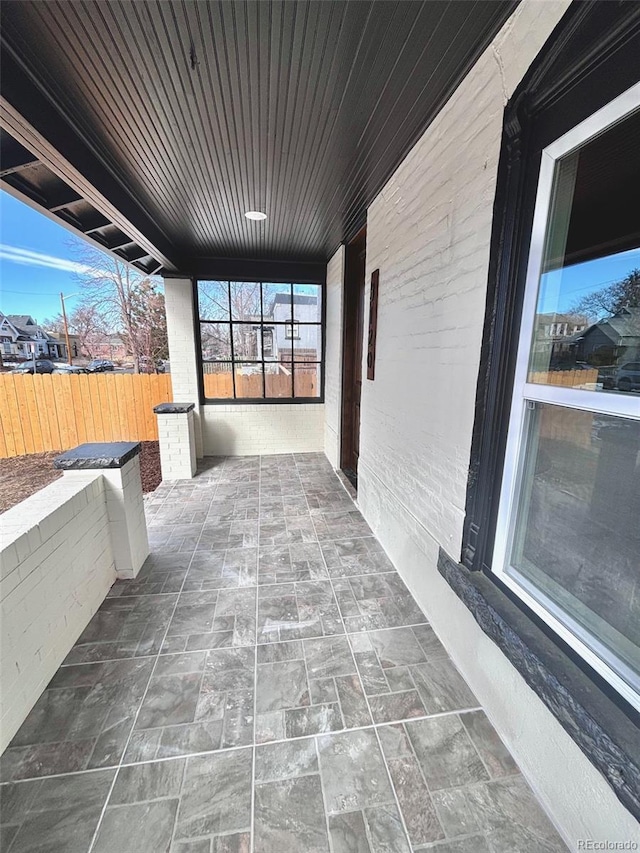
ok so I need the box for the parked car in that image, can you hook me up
[615,361,640,392]
[10,359,56,374]
[52,364,89,374]
[86,359,115,373]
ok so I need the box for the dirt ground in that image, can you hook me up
[0,440,162,513]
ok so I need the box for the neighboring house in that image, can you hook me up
[88,334,128,361]
[531,311,589,368]
[576,307,640,364]
[0,313,70,359]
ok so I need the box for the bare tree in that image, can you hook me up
[571,268,640,321]
[70,240,166,372]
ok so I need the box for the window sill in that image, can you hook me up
[437,547,640,821]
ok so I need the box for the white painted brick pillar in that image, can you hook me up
[163,276,204,458]
[154,403,198,480]
[56,442,149,579]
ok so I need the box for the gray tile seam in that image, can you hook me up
[0,707,487,790]
[305,459,415,853]
[86,502,203,853]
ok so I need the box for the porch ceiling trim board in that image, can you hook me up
[0,0,517,269]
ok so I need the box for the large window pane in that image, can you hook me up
[265,362,292,397]
[200,323,231,361]
[232,324,260,361]
[294,363,321,398]
[293,284,322,322]
[263,283,292,322]
[234,363,263,398]
[199,281,230,321]
[509,403,640,682]
[230,282,262,322]
[529,110,640,394]
[202,362,233,398]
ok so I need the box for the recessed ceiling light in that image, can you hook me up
[245,210,267,221]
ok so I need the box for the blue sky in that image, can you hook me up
[0,191,91,321]
[1,187,639,325]
[537,246,640,315]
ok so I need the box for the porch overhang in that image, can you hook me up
[0,0,517,275]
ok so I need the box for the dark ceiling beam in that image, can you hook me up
[0,46,179,271]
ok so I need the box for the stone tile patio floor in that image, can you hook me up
[0,453,568,853]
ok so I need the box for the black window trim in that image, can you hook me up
[446,1,640,817]
[193,275,326,405]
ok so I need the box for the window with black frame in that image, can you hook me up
[197,281,323,401]
[491,93,640,711]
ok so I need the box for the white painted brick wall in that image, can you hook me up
[324,246,344,469]
[203,404,325,456]
[157,410,198,479]
[358,0,573,557]
[164,277,204,458]
[0,475,116,751]
[322,0,637,841]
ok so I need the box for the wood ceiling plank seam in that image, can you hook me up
[285,4,393,252]
[232,0,258,252]
[65,1,189,225]
[171,0,236,251]
[131,0,217,249]
[157,0,231,250]
[340,2,501,223]
[280,1,347,254]
[38,1,181,240]
[195,1,249,255]
[189,11,246,258]
[219,0,254,253]
[284,1,381,252]
[270,0,309,254]
[272,0,332,255]
[202,3,250,258]
[354,0,440,147]
[266,0,302,253]
[11,2,170,243]
[124,0,225,243]
[0,48,176,269]
[104,0,210,227]
[264,0,287,256]
[151,0,236,253]
[356,2,478,152]
[216,1,254,252]
[304,2,508,254]
[247,0,266,256]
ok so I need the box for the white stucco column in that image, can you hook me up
[163,276,204,458]
[57,442,149,579]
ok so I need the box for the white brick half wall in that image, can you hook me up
[157,410,198,479]
[0,476,116,751]
[202,404,325,456]
[324,246,345,469]
[327,0,640,843]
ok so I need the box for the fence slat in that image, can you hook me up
[0,374,175,458]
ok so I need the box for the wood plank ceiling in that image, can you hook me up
[1,0,518,273]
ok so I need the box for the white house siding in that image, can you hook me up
[326,0,639,843]
[324,246,345,469]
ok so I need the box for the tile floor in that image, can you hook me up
[0,453,568,852]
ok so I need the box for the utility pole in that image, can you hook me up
[60,292,73,365]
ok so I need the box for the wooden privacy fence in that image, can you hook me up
[203,371,317,398]
[529,368,599,387]
[0,373,173,458]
